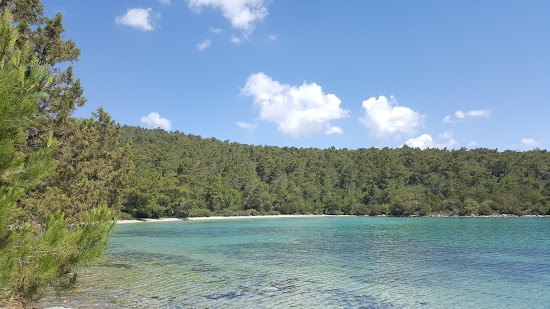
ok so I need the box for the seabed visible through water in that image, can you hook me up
[36,217,550,308]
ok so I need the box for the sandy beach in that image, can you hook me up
[116,215,340,224]
[116,213,550,224]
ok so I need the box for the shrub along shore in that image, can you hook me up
[116,213,550,225]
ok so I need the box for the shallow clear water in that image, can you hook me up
[37,217,550,308]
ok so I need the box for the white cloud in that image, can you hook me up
[242,72,349,137]
[140,112,172,131]
[522,138,541,148]
[231,37,241,44]
[210,27,223,34]
[467,141,477,148]
[267,34,277,40]
[444,109,491,123]
[187,0,268,36]
[159,0,170,5]
[197,39,212,50]
[325,126,344,135]
[359,96,424,138]
[115,8,156,31]
[405,134,458,150]
[466,110,490,117]
[235,121,257,129]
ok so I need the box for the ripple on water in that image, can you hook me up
[34,217,550,308]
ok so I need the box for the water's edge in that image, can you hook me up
[117,214,550,224]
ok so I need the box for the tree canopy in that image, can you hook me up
[119,126,550,218]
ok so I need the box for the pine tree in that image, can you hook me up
[0,1,130,302]
[0,10,53,245]
[0,0,131,224]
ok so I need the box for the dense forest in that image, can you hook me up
[119,126,550,218]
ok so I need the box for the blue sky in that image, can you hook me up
[43,0,549,150]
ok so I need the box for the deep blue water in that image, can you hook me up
[37,217,550,308]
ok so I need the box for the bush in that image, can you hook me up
[185,209,212,217]
[418,205,432,217]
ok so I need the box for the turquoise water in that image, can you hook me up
[38,217,550,308]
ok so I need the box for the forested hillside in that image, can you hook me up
[120,126,550,218]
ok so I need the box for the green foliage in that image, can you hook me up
[120,127,550,218]
[2,0,131,224]
[0,7,53,242]
[1,3,130,303]
[186,208,213,217]
[1,206,114,300]
[0,9,55,300]
[20,107,132,224]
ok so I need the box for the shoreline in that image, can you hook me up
[116,214,549,224]
[116,215,338,224]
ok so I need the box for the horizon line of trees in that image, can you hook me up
[119,126,550,219]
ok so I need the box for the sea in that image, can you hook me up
[36,217,550,308]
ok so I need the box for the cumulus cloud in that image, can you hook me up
[231,37,241,44]
[242,72,349,137]
[235,121,257,129]
[115,8,156,31]
[359,96,424,138]
[405,134,458,150]
[267,34,277,40]
[197,39,212,50]
[187,0,268,36]
[444,109,491,123]
[140,112,171,131]
[522,138,541,148]
[467,141,477,148]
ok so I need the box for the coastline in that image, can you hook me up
[116,213,549,224]
[116,214,339,224]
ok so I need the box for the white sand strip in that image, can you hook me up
[116,215,338,224]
